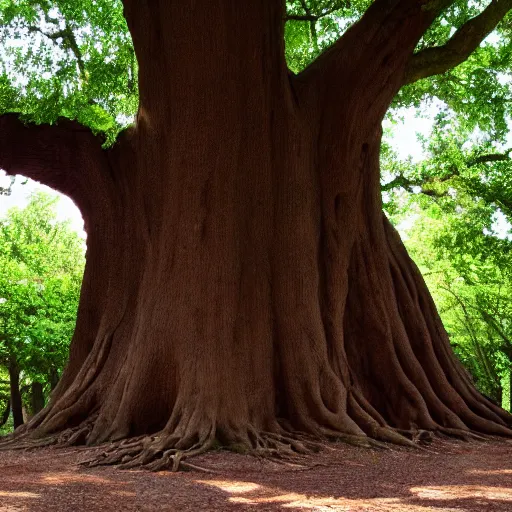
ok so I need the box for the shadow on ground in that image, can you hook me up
[0,439,511,511]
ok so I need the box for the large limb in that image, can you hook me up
[0,115,138,428]
[295,0,456,100]
[0,114,110,221]
[404,0,512,84]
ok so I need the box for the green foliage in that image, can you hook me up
[0,192,84,423]
[386,117,512,407]
[0,0,137,142]
[1,1,510,146]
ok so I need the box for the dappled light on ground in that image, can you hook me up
[468,469,512,475]
[196,479,262,494]
[198,479,468,511]
[0,440,511,511]
[0,491,40,498]
[411,485,512,501]
[41,473,114,485]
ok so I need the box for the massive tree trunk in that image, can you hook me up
[0,0,511,469]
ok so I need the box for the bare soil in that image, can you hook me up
[0,439,511,511]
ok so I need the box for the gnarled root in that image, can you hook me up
[80,425,323,472]
[0,415,98,452]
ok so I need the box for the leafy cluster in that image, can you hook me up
[0,0,137,142]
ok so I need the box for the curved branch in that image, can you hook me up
[0,115,110,216]
[404,0,512,85]
[383,150,511,199]
[297,0,456,76]
[285,1,347,22]
[294,0,457,121]
[469,149,512,166]
[382,166,459,196]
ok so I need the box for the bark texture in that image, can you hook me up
[0,0,511,469]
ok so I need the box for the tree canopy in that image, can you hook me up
[1,1,511,140]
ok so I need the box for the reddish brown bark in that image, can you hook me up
[0,0,510,469]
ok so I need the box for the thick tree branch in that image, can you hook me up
[295,0,458,121]
[404,0,512,84]
[382,166,459,196]
[383,149,511,199]
[469,149,512,166]
[0,115,109,215]
[29,23,86,78]
[298,0,457,75]
[286,14,321,21]
[285,1,347,22]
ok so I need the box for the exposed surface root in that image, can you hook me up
[0,416,97,452]
[80,429,322,472]
[1,418,506,472]
[394,429,435,444]
[76,426,434,472]
[436,427,488,442]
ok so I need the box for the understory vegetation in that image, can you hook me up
[0,192,84,434]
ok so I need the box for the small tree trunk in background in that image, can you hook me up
[49,368,60,391]
[509,369,512,412]
[0,399,10,427]
[8,363,23,429]
[31,382,45,416]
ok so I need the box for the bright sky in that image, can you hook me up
[0,171,85,236]
[386,108,434,162]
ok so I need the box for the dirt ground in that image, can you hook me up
[0,438,511,511]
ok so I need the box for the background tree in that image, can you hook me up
[383,89,512,410]
[0,0,511,471]
[0,193,84,430]
[0,367,10,433]
[390,200,512,407]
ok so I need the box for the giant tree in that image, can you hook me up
[1,0,512,470]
